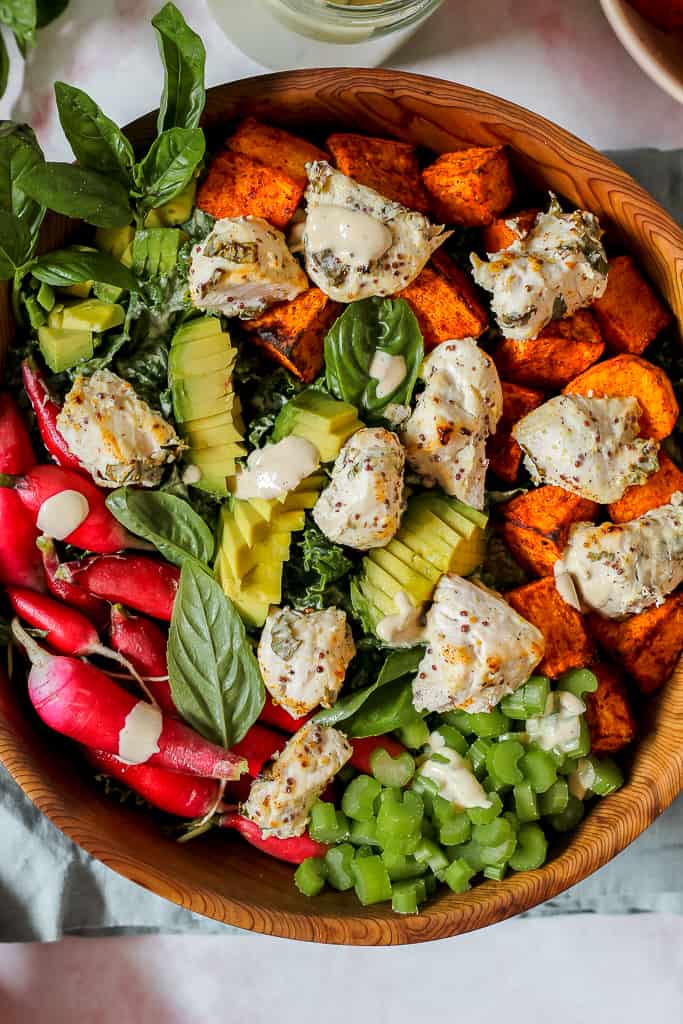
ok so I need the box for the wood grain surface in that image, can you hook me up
[1,69,682,945]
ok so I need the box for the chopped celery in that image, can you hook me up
[349,818,381,847]
[309,802,351,845]
[434,724,469,756]
[472,818,517,866]
[548,794,584,832]
[556,667,598,700]
[468,737,493,777]
[382,850,428,881]
[446,707,510,738]
[376,789,424,854]
[370,747,416,788]
[466,792,502,825]
[509,823,548,871]
[324,844,355,891]
[392,878,428,914]
[294,857,328,897]
[351,855,392,906]
[565,717,591,760]
[521,745,558,794]
[513,781,540,822]
[396,716,431,749]
[589,756,624,796]
[443,857,475,893]
[486,739,525,786]
[539,779,569,816]
[483,863,507,881]
[341,774,381,821]
[439,813,471,846]
[414,837,449,874]
[501,676,550,719]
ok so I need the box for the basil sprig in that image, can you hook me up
[13,3,206,232]
[30,248,137,291]
[152,1,206,133]
[168,562,265,749]
[314,648,424,735]
[106,489,214,570]
[325,297,424,423]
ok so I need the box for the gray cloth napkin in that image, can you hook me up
[1,148,682,943]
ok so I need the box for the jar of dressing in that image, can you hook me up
[207,0,443,69]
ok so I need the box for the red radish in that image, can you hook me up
[231,723,287,778]
[109,605,175,715]
[348,735,408,774]
[3,464,146,553]
[21,359,83,472]
[259,692,314,733]
[59,555,180,620]
[0,489,45,591]
[11,620,246,781]
[84,749,221,818]
[38,536,109,630]
[219,812,329,864]
[0,393,36,474]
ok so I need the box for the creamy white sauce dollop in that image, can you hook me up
[369,350,407,400]
[36,490,89,540]
[117,702,163,765]
[306,205,393,268]
[233,436,320,500]
[419,732,492,810]
[526,691,585,756]
[376,589,426,647]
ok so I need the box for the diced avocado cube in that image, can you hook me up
[36,282,56,312]
[93,281,125,303]
[242,561,283,605]
[48,304,65,329]
[271,508,306,533]
[25,296,46,328]
[217,510,256,577]
[247,497,277,522]
[59,299,125,333]
[232,500,270,547]
[59,281,92,299]
[96,225,135,262]
[281,490,319,512]
[38,326,93,373]
[144,180,197,227]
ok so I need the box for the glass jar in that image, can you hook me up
[208,0,443,69]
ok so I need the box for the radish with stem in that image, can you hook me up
[38,536,109,629]
[58,555,180,621]
[21,359,84,472]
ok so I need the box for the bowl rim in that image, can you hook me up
[601,0,683,106]
[2,66,683,945]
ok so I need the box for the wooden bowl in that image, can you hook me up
[1,69,683,946]
[601,0,683,105]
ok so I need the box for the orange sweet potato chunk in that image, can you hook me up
[608,451,683,523]
[591,255,672,355]
[241,287,341,383]
[506,577,594,678]
[494,310,605,391]
[197,150,302,229]
[398,251,488,351]
[587,593,683,694]
[500,485,599,577]
[481,208,539,253]
[422,146,516,227]
[487,381,544,484]
[228,117,327,188]
[326,132,430,212]
[584,663,637,755]
[564,353,679,441]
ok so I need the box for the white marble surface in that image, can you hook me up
[1,1,683,1019]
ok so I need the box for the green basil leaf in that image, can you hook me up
[345,677,418,739]
[0,208,31,279]
[20,162,132,227]
[31,247,137,290]
[105,488,214,569]
[54,81,135,184]
[36,0,68,27]
[314,648,423,729]
[168,561,264,748]
[152,2,206,133]
[0,1,36,50]
[134,127,204,213]
[324,297,424,422]
[0,121,45,247]
[0,32,9,101]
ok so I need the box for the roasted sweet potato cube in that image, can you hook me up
[422,146,515,227]
[584,663,637,755]
[398,251,488,351]
[500,485,599,577]
[506,577,593,678]
[229,117,327,188]
[608,451,683,523]
[481,208,539,253]
[241,287,341,383]
[197,150,302,229]
[587,593,683,694]
[487,380,544,484]
[592,255,672,355]
[326,132,429,212]
[494,310,605,391]
[564,353,679,441]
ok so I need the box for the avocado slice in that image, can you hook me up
[383,538,440,583]
[172,379,235,422]
[93,281,125,303]
[144,180,197,227]
[58,299,125,333]
[366,548,434,604]
[171,316,224,348]
[38,326,93,373]
[36,283,56,312]
[59,281,92,299]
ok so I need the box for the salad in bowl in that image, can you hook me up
[0,4,681,921]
